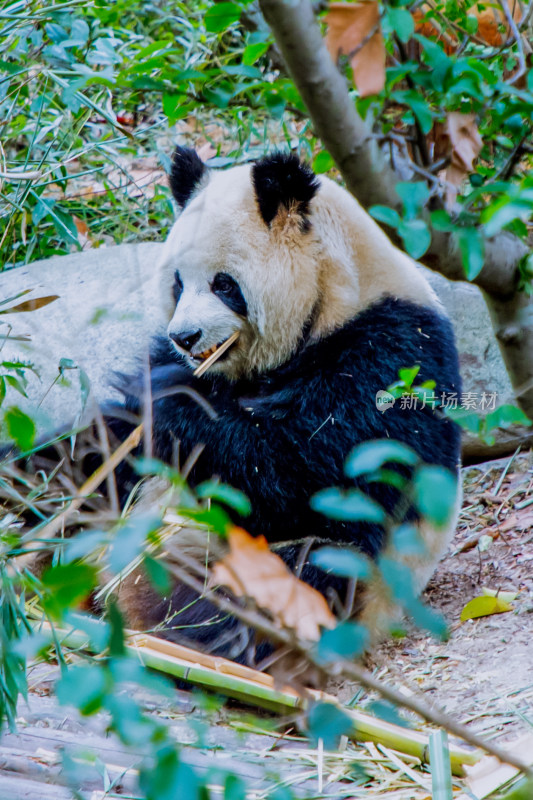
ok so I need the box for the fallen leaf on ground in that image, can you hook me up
[73,216,93,250]
[211,527,336,641]
[460,594,514,622]
[500,511,533,533]
[482,587,519,603]
[325,2,386,97]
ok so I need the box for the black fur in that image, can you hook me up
[169,146,207,208]
[172,270,183,304]
[211,272,247,317]
[252,152,320,228]
[109,296,461,661]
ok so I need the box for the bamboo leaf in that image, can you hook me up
[0,295,59,314]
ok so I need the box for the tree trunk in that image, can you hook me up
[258,0,533,420]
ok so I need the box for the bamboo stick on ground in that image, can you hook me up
[36,618,482,775]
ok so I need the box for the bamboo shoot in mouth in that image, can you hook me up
[193,331,240,377]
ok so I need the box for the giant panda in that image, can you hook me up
[105,147,462,664]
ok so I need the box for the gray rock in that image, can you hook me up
[422,267,513,404]
[0,242,165,433]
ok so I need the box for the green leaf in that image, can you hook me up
[483,198,533,237]
[181,504,231,535]
[369,205,401,228]
[110,657,174,698]
[140,747,201,800]
[4,407,35,451]
[311,488,385,523]
[268,789,294,800]
[242,42,269,66]
[144,556,172,595]
[398,218,431,259]
[368,700,410,728]
[398,365,420,388]
[56,665,108,715]
[485,404,532,430]
[162,93,191,123]
[387,7,414,42]
[345,439,418,477]
[221,64,262,78]
[312,150,334,174]
[204,3,241,33]
[379,557,448,637]
[203,85,233,109]
[109,515,162,573]
[63,611,110,651]
[415,35,452,87]
[224,774,247,800]
[106,599,125,657]
[41,563,98,619]
[395,182,430,220]
[392,90,433,134]
[316,622,369,662]
[430,210,455,232]
[444,406,482,435]
[465,14,479,34]
[310,547,371,579]
[64,529,108,562]
[196,481,251,516]
[413,465,457,528]
[391,524,427,556]
[307,702,353,748]
[457,227,484,280]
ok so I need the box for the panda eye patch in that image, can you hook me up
[211,272,247,317]
[173,270,183,304]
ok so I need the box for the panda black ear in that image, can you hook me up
[252,152,319,229]
[169,146,207,208]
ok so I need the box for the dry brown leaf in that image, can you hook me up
[499,510,533,533]
[211,527,336,641]
[196,142,217,162]
[73,215,93,250]
[433,112,482,205]
[474,0,522,47]
[325,2,386,97]
[0,295,60,314]
[414,0,523,49]
[448,112,483,175]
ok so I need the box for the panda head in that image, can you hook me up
[158,147,437,379]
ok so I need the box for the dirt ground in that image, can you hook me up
[349,449,533,743]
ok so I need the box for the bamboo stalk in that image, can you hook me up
[193,331,240,378]
[35,619,482,774]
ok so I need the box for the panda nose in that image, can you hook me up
[170,329,202,352]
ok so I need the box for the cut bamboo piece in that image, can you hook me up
[456,734,533,800]
[36,619,482,774]
[193,331,240,377]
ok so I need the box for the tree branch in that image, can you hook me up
[257,0,533,419]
